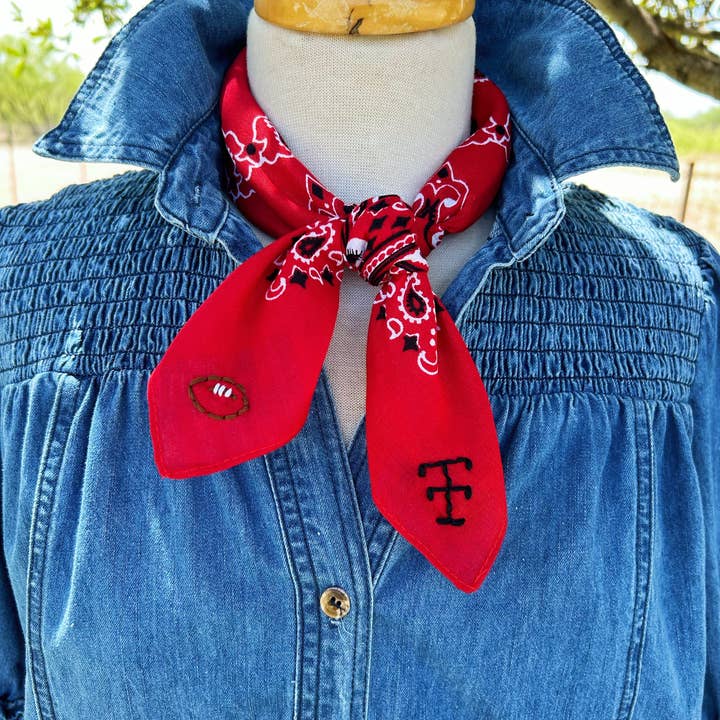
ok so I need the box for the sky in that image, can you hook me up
[3,0,719,119]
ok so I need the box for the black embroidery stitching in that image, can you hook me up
[419,456,473,526]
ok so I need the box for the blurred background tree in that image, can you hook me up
[0,36,84,139]
[590,0,719,99]
[0,34,84,202]
[0,1,125,201]
[0,1,125,140]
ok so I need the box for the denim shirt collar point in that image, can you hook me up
[33,0,680,264]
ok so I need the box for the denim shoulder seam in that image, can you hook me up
[0,169,157,228]
[686,236,720,399]
[502,114,565,259]
[155,98,227,237]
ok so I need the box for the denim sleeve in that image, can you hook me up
[691,236,720,719]
[0,450,24,719]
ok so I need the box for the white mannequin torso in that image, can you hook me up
[243,8,495,447]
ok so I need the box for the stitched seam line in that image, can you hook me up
[553,225,706,253]
[0,293,702,322]
[0,323,187,350]
[0,219,168,238]
[0,247,212,272]
[25,375,79,720]
[0,319,699,353]
[0,218,178,242]
[470,347,698,363]
[615,398,655,719]
[0,370,700,404]
[36,142,165,169]
[0,269,227,295]
[0,364,697,392]
[264,455,303,720]
[554,147,677,176]
[0,295,206,322]
[281,444,322,720]
[481,373,694,388]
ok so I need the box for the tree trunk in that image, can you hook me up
[590,0,720,100]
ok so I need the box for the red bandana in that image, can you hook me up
[147,46,512,593]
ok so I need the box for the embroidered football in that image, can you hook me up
[187,375,249,420]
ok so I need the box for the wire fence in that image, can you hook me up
[1,143,718,248]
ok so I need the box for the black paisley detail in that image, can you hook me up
[369,216,386,232]
[403,334,420,351]
[289,267,308,287]
[405,288,427,317]
[296,234,325,258]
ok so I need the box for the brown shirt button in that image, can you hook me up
[319,587,351,619]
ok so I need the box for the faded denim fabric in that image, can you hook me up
[0,0,719,719]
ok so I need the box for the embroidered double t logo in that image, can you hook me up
[420,456,473,526]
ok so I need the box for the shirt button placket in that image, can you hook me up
[264,376,373,720]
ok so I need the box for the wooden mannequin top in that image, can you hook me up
[243,6,496,447]
[254,0,475,34]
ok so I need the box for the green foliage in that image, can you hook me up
[639,0,717,17]
[8,0,130,61]
[637,0,720,53]
[0,0,126,140]
[0,36,84,141]
[71,0,131,30]
[665,106,720,156]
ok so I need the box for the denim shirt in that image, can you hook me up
[1,0,719,718]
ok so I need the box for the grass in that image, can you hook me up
[665,106,720,157]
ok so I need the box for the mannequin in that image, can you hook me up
[243,6,497,446]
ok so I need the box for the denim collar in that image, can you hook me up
[34,0,679,275]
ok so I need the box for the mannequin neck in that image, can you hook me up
[241,9,494,448]
[244,8,477,206]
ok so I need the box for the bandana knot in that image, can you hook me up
[340,194,433,286]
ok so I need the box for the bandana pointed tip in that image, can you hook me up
[366,297,508,593]
[147,234,341,479]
